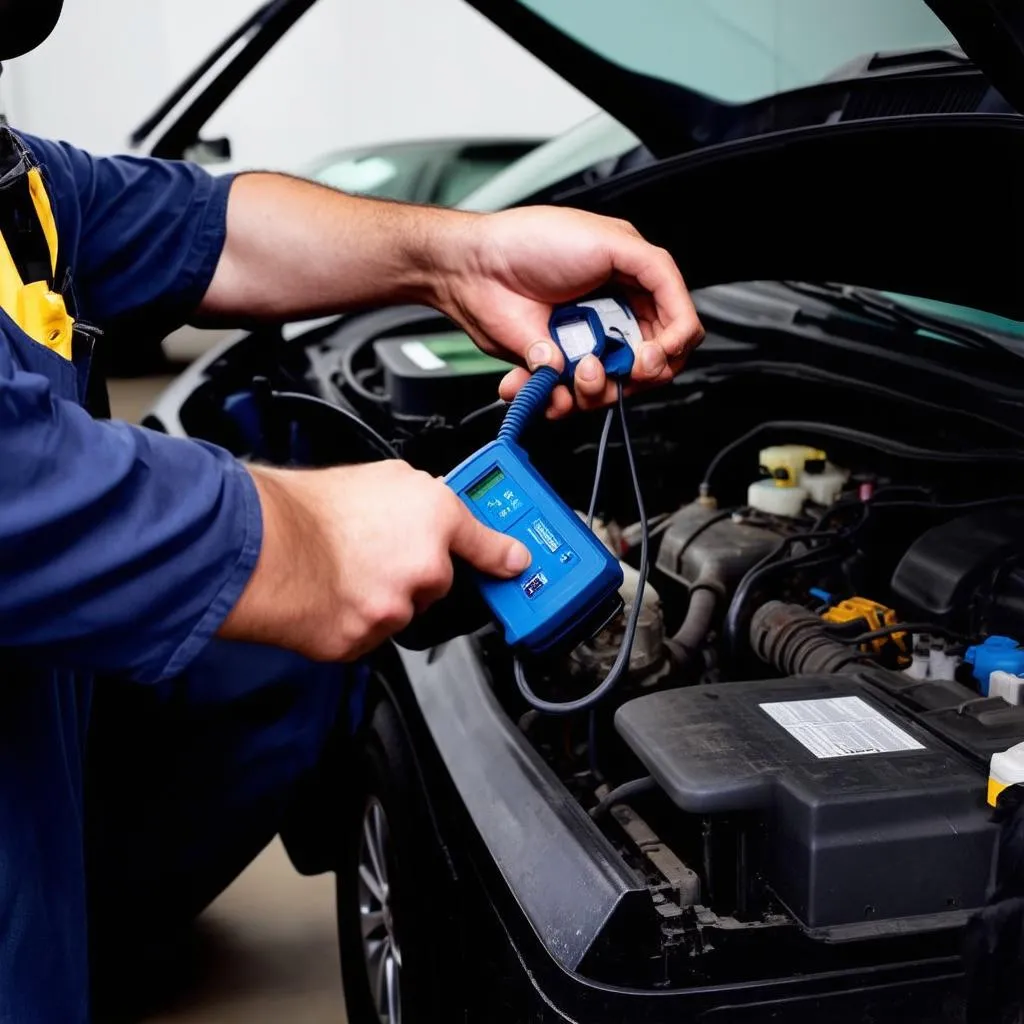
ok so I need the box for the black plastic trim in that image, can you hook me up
[397,638,655,972]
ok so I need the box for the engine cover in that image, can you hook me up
[615,675,997,931]
[891,507,1024,636]
[656,502,781,591]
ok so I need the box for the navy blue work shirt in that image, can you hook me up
[0,133,261,1021]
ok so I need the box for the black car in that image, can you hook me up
[141,0,1024,1021]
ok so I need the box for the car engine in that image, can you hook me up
[145,298,1024,988]
[481,420,1024,976]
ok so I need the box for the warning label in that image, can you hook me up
[759,696,924,759]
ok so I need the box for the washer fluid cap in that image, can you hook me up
[964,635,1024,695]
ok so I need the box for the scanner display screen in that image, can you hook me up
[467,466,505,502]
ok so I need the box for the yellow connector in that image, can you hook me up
[822,597,907,657]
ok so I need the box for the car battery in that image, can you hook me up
[615,675,998,930]
[373,330,509,419]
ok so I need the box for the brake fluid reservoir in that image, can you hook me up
[747,478,808,517]
[753,444,848,509]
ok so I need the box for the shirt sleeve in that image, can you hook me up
[0,333,262,684]
[22,133,233,336]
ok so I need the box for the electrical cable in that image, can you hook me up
[830,622,971,645]
[514,383,649,716]
[264,390,399,459]
[587,407,615,528]
[585,407,615,779]
[812,492,1024,536]
[497,366,560,444]
[458,398,508,428]
[701,420,1024,492]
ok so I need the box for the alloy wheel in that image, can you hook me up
[358,796,402,1024]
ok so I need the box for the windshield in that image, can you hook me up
[517,0,957,103]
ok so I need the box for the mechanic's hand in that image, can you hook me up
[220,462,531,661]
[434,206,704,416]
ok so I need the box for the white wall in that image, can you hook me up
[1,0,597,167]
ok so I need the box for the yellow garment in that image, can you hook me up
[0,166,74,359]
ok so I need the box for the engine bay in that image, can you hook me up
[147,288,1024,988]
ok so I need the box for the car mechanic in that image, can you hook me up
[0,1,703,1019]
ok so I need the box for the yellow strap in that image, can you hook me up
[0,166,74,359]
[27,167,59,277]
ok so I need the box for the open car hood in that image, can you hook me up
[468,0,1024,158]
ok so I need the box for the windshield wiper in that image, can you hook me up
[779,281,1023,359]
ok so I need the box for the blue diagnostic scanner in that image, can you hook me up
[446,438,623,652]
[444,297,640,654]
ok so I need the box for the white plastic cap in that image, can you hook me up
[989,741,1024,805]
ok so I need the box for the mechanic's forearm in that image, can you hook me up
[200,172,476,319]
[218,464,336,655]
[219,459,527,662]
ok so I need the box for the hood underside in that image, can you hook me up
[554,113,1024,323]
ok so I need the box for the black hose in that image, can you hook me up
[722,532,842,657]
[589,776,657,820]
[664,587,717,669]
[750,602,875,676]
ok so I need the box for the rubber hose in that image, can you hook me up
[664,587,717,669]
[589,776,657,820]
[750,600,874,676]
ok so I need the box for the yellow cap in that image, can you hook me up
[758,445,828,489]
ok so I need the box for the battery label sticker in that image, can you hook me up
[401,340,446,371]
[528,517,563,553]
[759,696,924,759]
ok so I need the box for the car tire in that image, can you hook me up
[336,696,468,1024]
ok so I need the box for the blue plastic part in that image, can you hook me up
[547,298,637,385]
[809,587,833,605]
[964,635,1024,695]
[445,437,623,653]
[444,298,641,653]
[497,365,559,445]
